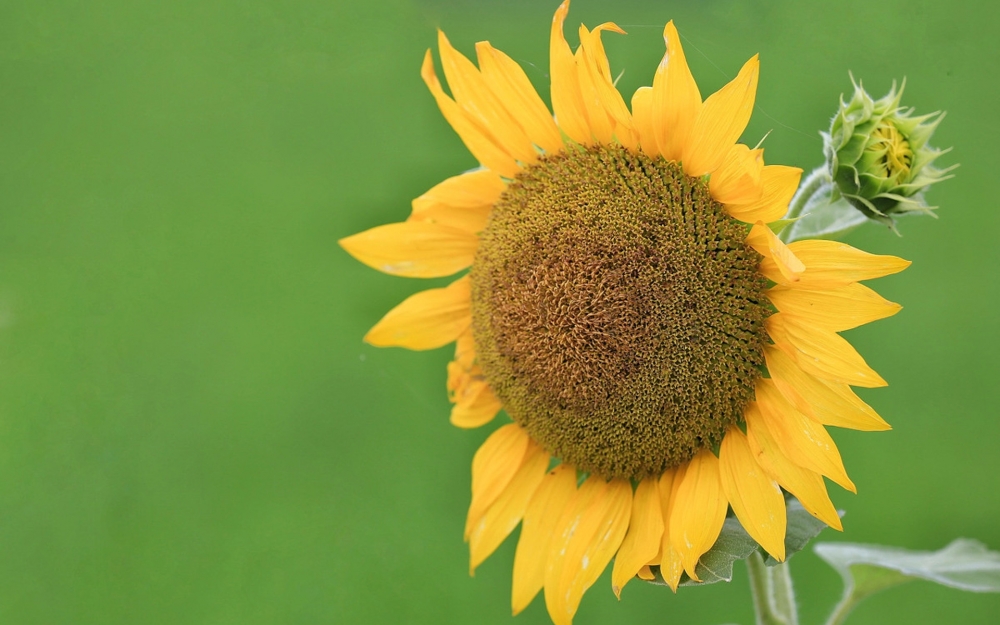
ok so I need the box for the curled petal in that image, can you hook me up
[652,21,702,161]
[726,165,802,223]
[340,221,478,278]
[550,0,591,144]
[720,426,787,561]
[683,54,760,177]
[544,478,632,625]
[469,443,549,573]
[466,424,530,539]
[512,464,577,615]
[421,51,520,177]
[669,449,728,580]
[364,276,471,350]
[746,402,842,530]
[710,143,764,205]
[611,477,664,597]
[761,240,911,288]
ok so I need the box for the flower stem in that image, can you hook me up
[779,166,832,243]
[746,551,799,625]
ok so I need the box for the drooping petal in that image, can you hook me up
[745,402,842,530]
[576,23,638,151]
[550,0,591,144]
[476,41,564,154]
[719,426,786,561]
[683,54,760,177]
[709,144,764,205]
[409,169,504,233]
[767,282,902,332]
[611,477,664,598]
[765,346,891,431]
[466,424,530,539]
[545,478,632,625]
[754,379,856,493]
[651,21,702,161]
[421,50,521,177]
[760,240,911,288]
[725,165,802,223]
[450,378,502,429]
[437,30,538,165]
[512,464,577,616]
[669,449,728,580]
[747,221,805,282]
[631,86,659,157]
[469,442,550,573]
[766,313,887,388]
[364,276,471,350]
[339,221,478,278]
[656,466,685,591]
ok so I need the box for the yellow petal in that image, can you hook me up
[465,423,530,539]
[747,221,805,282]
[745,401,842,530]
[421,50,521,178]
[469,442,549,573]
[573,36,614,145]
[669,449,728,580]
[655,466,686,591]
[410,169,504,234]
[364,276,471,350]
[544,477,632,625]
[754,379,856,493]
[767,282,902,332]
[761,240,911,288]
[512,464,577,616]
[765,346,891,431]
[637,565,654,580]
[709,144,764,205]
[726,165,802,224]
[719,426,786,561]
[683,54,759,177]
[412,169,505,213]
[576,23,638,151]
[475,41,564,155]
[631,86,659,157]
[766,313,887,388]
[651,21,702,161]
[339,221,478,278]
[453,326,476,369]
[450,378,502,429]
[437,30,538,165]
[550,0,591,145]
[611,477,664,598]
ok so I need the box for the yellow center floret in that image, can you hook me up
[470,144,772,480]
[870,121,913,181]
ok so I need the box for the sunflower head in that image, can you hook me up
[825,77,953,226]
[339,3,912,624]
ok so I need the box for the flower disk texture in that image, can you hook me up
[339,3,910,624]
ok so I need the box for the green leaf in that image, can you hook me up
[783,188,868,243]
[645,499,838,588]
[815,539,1000,625]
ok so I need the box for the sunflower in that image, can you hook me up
[340,2,909,624]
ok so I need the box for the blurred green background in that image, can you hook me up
[0,0,997,623]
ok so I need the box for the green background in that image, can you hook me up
[0,0,997,623]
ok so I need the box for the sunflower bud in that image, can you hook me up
[823,77,953,227]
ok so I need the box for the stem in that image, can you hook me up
[822,593,859,625]
[746,552,799,625]
[778,166,832,243]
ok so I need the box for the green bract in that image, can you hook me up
[824,77,954,228]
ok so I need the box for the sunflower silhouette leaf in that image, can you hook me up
[784,188,869,242]
[815,539,1000,622]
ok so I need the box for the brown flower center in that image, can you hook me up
[470,144,771,480]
